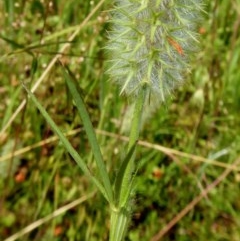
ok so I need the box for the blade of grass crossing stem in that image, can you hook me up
[22,84,109,202]
[61,64,114,204]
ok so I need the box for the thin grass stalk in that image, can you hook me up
[119,88,146,206]
[22,84,109,201]
[62,66,114,203]
[110,88,146,241]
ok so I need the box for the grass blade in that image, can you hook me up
[61,63,114,204]
[22,84,108,201]
[114,143,136,204]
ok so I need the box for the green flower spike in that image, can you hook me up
[106,0,205,101]
[106,1,205,240]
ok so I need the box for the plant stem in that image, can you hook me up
[110,88,146,241]
[119,88,146,206]
[109,206,130,241]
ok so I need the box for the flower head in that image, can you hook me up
[106,0,204,101]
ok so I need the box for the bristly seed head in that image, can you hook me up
[105,0,205,101]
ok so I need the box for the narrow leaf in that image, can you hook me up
[60,63,114,203]
[22,83,108,201]
[114,143,137,204]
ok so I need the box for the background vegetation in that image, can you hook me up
[0,0,240,240]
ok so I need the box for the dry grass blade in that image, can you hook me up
[0,128,83,162]
[0,0,106,137]
[138,140,239,171]
[1,129,239,172]
[150,157,240,241]
[3,191,96,241]
[96,130,240,172]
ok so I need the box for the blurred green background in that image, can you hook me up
[0,0,240,240]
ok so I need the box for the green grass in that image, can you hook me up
[1,0,240,241]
